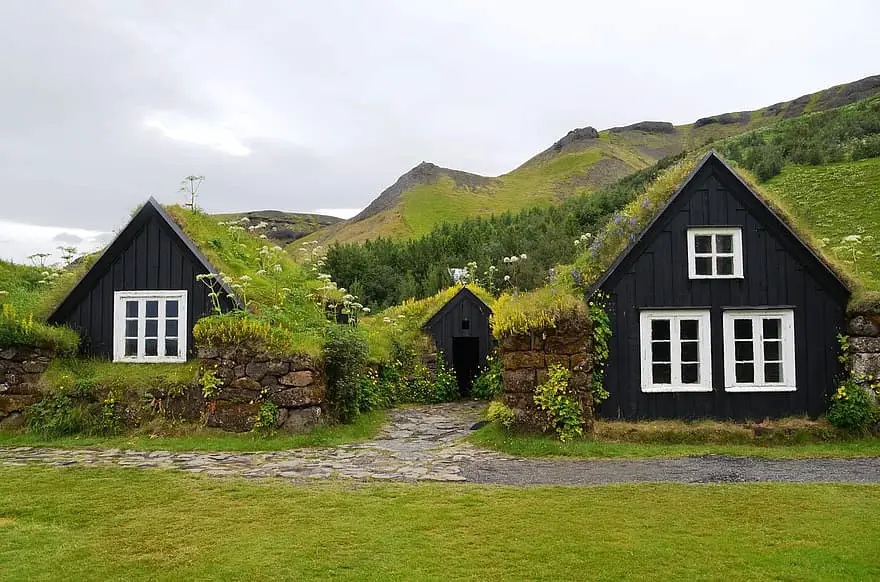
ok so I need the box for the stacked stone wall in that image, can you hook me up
[848,314,880,384]
[499,319,594,433]
[0,346,53,428]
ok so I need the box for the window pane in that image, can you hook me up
[681,341,699,363]
[652,364,672,384]
[145,300,158,318]
[651,319,670,341]
[165,319,179,338]
[765,363,782,383]
[680,320,699,340]
[763,318,781,339]
[694,235,712,254]
[125,301,138,318]
[764,341,781,361]
[145,339,158,357]
[166,300,179,318]
[695,257,712,276]
[124,339,137,357]
[735,362,754,383]
[716,257,734,276]
[125,320,138,337]
[734,319,753,339]
[716,235,733,253]
[165,339,179,358]
[145,319,158,338]
[735,340,754,361]
[461,319,470,330]
[681,363,699,384]
[652,341,671,362]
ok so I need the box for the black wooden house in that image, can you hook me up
[49,198,237,362]
[423,287,493,393]
[593,152,850,420]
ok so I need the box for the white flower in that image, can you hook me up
[256,270,267,276]
[842,235,862,243]
[274,264,283,273]
[502,257,510,264]
[362,307,371,313]
[509,255,519,263]
[504,275,511,282]
[574,239,581,246]
[520,253,527,260]
[238,275,252,282]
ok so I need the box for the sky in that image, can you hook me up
[1,0,878,263]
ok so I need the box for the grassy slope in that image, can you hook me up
[0,410,384,452]
[1,467,878,580]
[305,76,880,247]
[764,157,880,292]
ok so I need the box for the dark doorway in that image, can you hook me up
[452,337,480,394]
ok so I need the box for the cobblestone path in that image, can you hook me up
[2,401,880,485]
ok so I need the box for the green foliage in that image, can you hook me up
[43,358,200,397]
[198,366,222,400]
[828,377,879,432]
[533,365,584,441]
[492,283,588,338]
[193,313,322,358]
[25,394,88,437]
[0,303,80,354]
[486,401,515,429]
[588,292,611,404]
[323,325,370,423]
[433,356,460,403]
[471,352,503,400]
[253,401,280,436]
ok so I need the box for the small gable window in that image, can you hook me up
[461,318,470,331]
[639,310,712,392]
[723,310,796,392]
[113,290,188,363]
[687,227,744,279]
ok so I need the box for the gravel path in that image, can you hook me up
[2,401,879,485]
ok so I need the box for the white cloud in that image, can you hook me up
[144,112,252,157]
[0,220,110,265]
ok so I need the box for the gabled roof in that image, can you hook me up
[49,197,239,323]
[423,286,492,330]
[590,151,850,298]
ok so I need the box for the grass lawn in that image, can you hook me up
[0,466,878,581]
[0,410,384,452]
[470,422,880,459]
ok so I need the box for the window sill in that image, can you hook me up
[688,275,745,280]
[113,357,187,364]
[724,385,796,393]
[641,385,713,393]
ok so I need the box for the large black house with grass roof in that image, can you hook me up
[48,198,238,362]
[591,152,851,420]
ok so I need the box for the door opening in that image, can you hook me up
[452,337,480,394]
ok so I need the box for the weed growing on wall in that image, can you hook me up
[486,401,515,429]
[533,365,584,441]
[588,291,612,405]
[827,334,880,432]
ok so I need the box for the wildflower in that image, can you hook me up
[274,264,283,273]
[504,275,511,282]
[362,307,371,314]
[256,269,267,276]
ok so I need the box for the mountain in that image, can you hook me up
[302,74,880,248]
[212,210,343,245]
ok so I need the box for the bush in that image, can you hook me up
[253,401,279,436]
[852,134,880,160]
[533,365,584,441]
[0,303,80,355]
[25,394,88,437]
[472,353,502,400]
[323,325,370,423]
[486,401,515,429]
[433,356,459,403]
[827,377,879,432]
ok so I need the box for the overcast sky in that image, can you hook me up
[1,0,878,263]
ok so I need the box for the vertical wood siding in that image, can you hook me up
[426,291,493,372]
[599,163,848,420]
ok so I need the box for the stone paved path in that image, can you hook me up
[2,401,880,485]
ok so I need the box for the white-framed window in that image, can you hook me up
[639,310,712,392]
[687,227,744,279]
[113,290,187,363]
[722,310,796,392]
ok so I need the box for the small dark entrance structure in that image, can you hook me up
[424,287,493,394]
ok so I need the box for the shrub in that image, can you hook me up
[486,401,515,429]
[0,303,80,355]
[323,325,370,423]
[193,313,320,358]
[25,394,88,437]
[357,368,389,412]
[827,377,879,432]
[253,401,280,435]
[852,134,880,160]
[472,352,502,400]
[533,365,584,441]
[433,356,459,403]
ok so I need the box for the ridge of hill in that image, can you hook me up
[212,210,342,245]
[303,74,880,247]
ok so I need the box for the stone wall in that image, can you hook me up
[198,345,326,433]
[499,319,594,433]
[848,314,880,382]
[0,346,54,429]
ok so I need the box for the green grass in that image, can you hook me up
[765,157,880,293]
[470,422,880,459]
[1,466,878,580]
[0,410,385,452]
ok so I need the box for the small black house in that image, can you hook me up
[49,198,237,362]
[594,152,850,420]
[424,287,493,393]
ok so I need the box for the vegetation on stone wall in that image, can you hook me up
[491,283,588,338]
[827,334,880,432]
[533,365,584,442]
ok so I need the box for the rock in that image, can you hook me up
[197,346,220,360]
[217,378,262,403]
[272,385,325,408]
[22,360,49,374]
[570,353,593,372]
[260,374,279,388]
[500,334,531,352]
[280,406,322,433]
[502,369,536,393]
[266,360,290,375]
[545,354,570,369]
[502,350,544,370]
[279,370,314,387]
[849,316,880,337]
[551,127,599,151]
[0,394,41,415]
[0,411,25,430]
[850,337,880,353]
[207,401,259,432]
[0,348,17,360]
[609,121,676,134]
[244,361,269,382]
[233,364,246,378]
[275,407,289,428]
[852,353,880,379]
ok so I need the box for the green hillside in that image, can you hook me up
[306,75,880,247]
